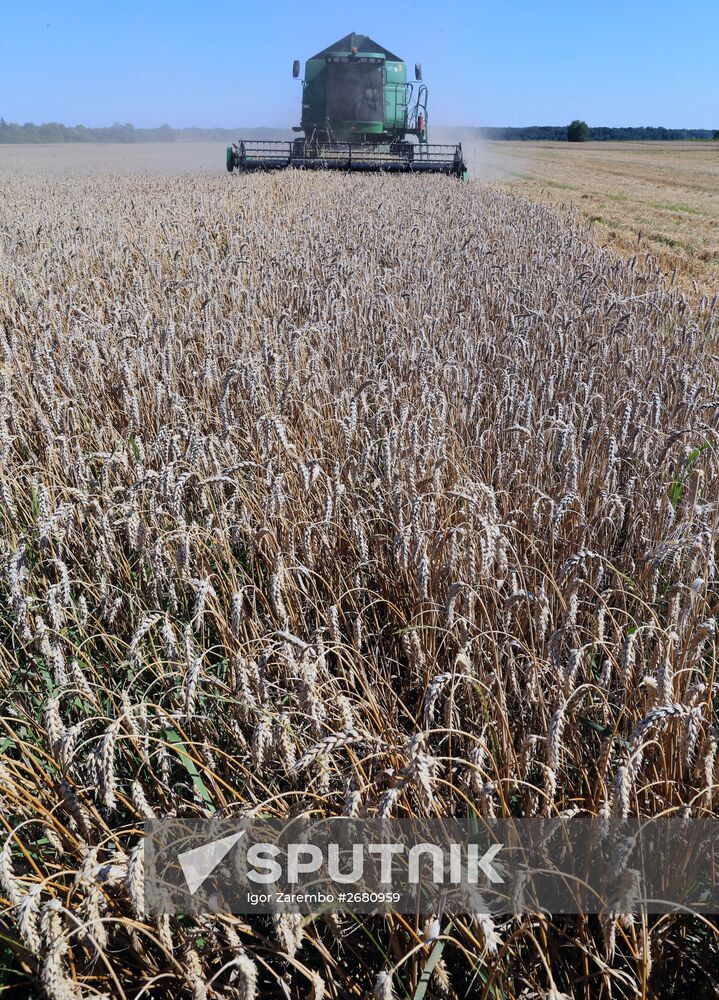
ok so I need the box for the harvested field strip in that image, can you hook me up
[471,141,719,296]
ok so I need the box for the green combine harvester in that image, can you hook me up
[226,32,467,178]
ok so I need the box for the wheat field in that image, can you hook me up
[1,165,719,998]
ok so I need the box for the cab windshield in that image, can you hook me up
[326,62,384,122]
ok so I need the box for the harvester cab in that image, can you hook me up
[226,32,467,177]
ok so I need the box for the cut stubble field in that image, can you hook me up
[0,146,718,998]
[469,140,719,298]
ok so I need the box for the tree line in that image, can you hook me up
[480,124,718,142]
[1,118,717,144]
[0,121,265,143]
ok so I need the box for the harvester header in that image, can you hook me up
[226,32,466,177]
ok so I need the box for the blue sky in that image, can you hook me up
[2,0,717,128]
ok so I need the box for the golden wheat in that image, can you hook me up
[0,167,718,997]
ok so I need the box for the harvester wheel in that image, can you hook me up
[226,146,236,173]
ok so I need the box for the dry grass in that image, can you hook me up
[470,141,719,298]
[0,166,718,998]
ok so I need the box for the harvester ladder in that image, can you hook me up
[405,83,429,145]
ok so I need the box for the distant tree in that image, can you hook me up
[714,129,719,140]
[567,119,590,142]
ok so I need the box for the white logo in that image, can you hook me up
[178,830,245,895]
